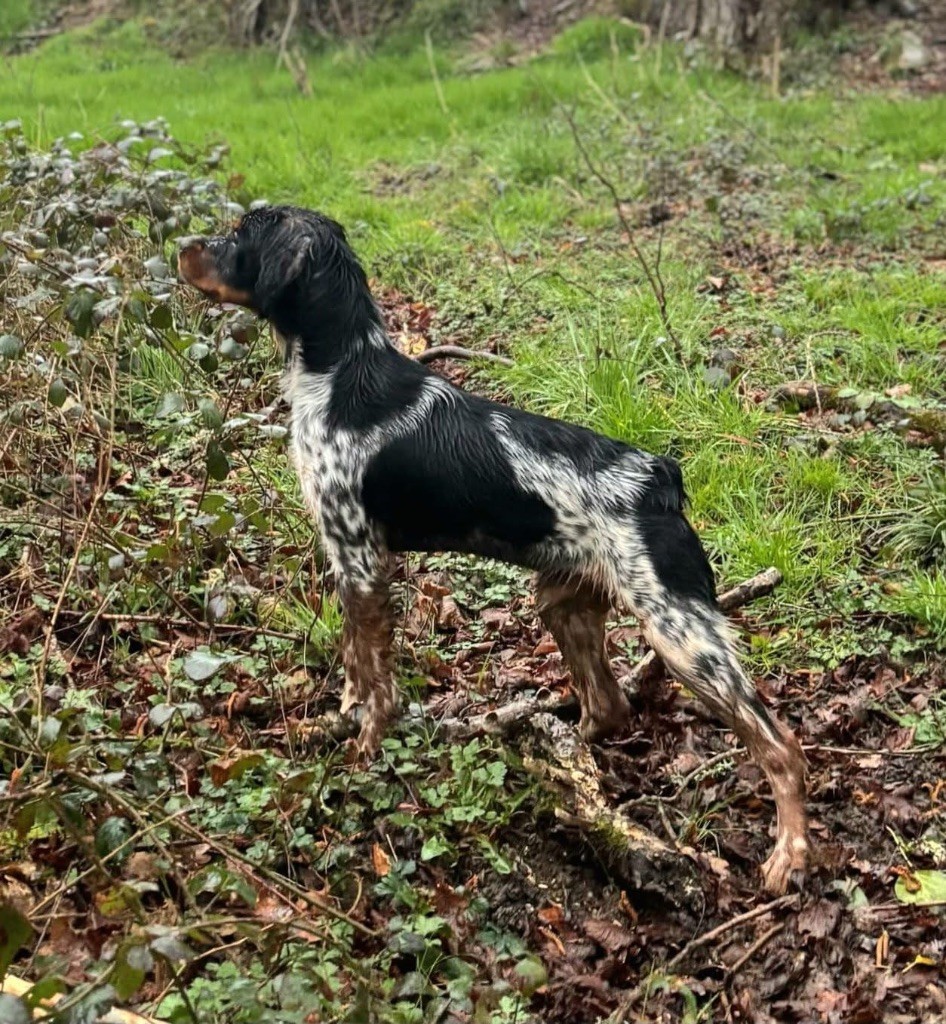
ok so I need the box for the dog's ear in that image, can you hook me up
[254,231,317,313]
[256,218,350,311]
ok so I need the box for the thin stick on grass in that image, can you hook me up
[416,345,513,367]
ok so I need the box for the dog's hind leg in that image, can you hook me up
[334,552,398,758]
[633,591,809,894]
[535,574,631,743]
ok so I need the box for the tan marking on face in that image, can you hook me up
[179,245,252,307]
[272,327,289,357]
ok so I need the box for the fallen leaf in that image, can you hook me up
[583,917,634,953]
[209,752,264,787]
[797,900,841,939]
[371,843,391,877]
[894,869,946,905]
[538,904,565,928]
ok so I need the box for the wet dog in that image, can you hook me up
[179,205,808,892]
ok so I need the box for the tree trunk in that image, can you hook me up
[641,0,789,54]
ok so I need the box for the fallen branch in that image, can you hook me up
[438,566,782,740]
[416,345,514,367]
[439,690,564,738]
[769,381,946,451]
[522,713,698,899]
[0,975,161,1023]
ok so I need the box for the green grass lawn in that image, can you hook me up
[3,14,946,1023]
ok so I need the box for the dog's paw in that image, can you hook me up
[760,840,809,895]
[579,692,632,744]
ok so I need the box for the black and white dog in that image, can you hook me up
[180,205,808,893]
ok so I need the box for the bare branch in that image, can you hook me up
[562,106,682,361]
[416,345,513,367]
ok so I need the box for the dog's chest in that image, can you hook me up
[283,365,366,513]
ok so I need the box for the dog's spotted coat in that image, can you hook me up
[179,205,810,893]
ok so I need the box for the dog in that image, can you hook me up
[179,205,809,893]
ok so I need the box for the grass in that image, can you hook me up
[3,13,946,1023]
[0,0,35,38]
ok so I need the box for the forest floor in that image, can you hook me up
[1,12,946,1024]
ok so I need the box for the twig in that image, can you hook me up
[726,921,785,977]
[55,607,299,642]
[768,382,946,451]
[439,690,566,739]
[171,817,378,938]
[416,345,513,367]
[665,895,798,969]
[804,743,940,758]
[717,566,783,612]
[562,106,681,361]
[63,770,200,913]
[523,713,696,896]
[609,894,799,1022]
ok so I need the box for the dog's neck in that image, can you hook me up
[271,298,391,374]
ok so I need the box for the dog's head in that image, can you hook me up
[178,206,360,323]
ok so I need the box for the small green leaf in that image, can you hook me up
[206,441,230,481]
[513,955,547,996]
[144,256,171,280]
[148,704,178,728]
[150,303,173,329]
[183,649,227,682]
[895,869,946,905]
[64,289,97,337]
[0,903,33,977]
[38,717,61,747]
[198,399,223,432]
[156,392,184,418]
[48,378,68,407]
[95,816,132,863]
[148,701,202,726]
[0,335,23,359]
[218,336,247,360]
[420,835,452,861]
[199,351,219,373]
[0,993,30,1024]
[112,941,153,1000]
[149,932,192,964]
[22,976,67,1008]
[208,511,237,537]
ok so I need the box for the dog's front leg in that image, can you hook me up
[335,555,397,758]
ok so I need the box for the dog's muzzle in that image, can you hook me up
[178,238,252,306]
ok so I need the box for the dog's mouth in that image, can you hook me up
[178,241,253,306]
